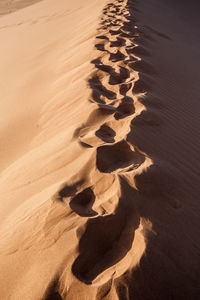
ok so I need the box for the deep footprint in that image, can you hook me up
[89,74,116,102]
[95,124,116,143]
[115,96,135,119]
[72,183,139,285]
[70,188,98,217]
[96,140,145,173]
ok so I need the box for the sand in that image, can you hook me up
[0,0,200,299]
[0,0,43,16]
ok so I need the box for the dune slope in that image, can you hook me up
[0,0,200,299]
[0,0,44,16]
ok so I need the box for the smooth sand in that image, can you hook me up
[0,0,43,16]
[0,0,200,299]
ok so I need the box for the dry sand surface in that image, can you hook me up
[0,0,200,299]
[0,0,43,16]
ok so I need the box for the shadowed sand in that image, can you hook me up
[0,0,200,299]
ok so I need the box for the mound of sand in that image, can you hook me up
[0,0,200,299]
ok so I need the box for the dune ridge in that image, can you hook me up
[49,0,154,298]
[0,0,153,298]
[1,0,200,299]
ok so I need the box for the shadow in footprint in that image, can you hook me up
[44,281,63,300]
[55,180,85,202]
[91,58,114,74]
[72,179,140,285]
[119,82,132,95]
[55,183,97,217]
[96,140,145,173]
[45,293,62,300]
[115,96,135,119]
[96,35,109,40]
[95,124,116,143]
[110,50,126,62]
[70,188,98,217]
[109,66,130,85]
[89,75,116,103]
[92,58,130,86]
[95,43,107,52]
[109,29,122,36]
[110,37,126,47]
[79,141,93,148]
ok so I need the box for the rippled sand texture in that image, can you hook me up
[0,0,200,299]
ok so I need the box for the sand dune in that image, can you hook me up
[0,0,43,16]
[0,0,200,299]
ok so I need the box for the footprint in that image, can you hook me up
[119,82,132,95]
[95,43,107,52]
[115,96,135,120]
[96,35,109,40]
[96,140,145,173]
[109,66,130,85]
[54,179,85,202]
[110,37,126,47]
[110,50,126,62]
[80,106,115,130]
[109,29,122,36]
[92,59,114,74]
[89,74,116,103]
[95,124,116,143]
[76,107,115,146]
[70,188,98,218]
[72,179,140,285]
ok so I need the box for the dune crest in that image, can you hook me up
[1,0,200,298]
[52,0,153,296]
[0,0,153,298]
